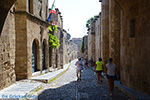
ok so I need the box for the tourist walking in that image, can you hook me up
[106,58,116,96]
[95,57,103,84]
[75,58,83,81]
[84,58,88,69]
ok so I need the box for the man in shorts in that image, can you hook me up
[75,58,83,81]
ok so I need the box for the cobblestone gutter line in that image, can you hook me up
[86,66,96,72]
[25,85,44,100]
[48,63,71,84]
[25,62,73,100]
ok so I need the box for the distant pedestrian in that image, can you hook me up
[95,57,103,84]
[69,59,71,63]
[105,58,116,96]
[85,58,88,69]
[75,58,83,81]
[89,58,94,67]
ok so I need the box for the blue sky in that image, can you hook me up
[48,0,101,38]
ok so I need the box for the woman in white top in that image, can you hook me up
[75,58,83,81]
[106,58,116,96]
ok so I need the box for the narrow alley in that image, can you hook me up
[0,0,150,100]
[38,60,129,100]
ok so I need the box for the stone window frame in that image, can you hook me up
[38,0,42,17]
[28,0,33,14]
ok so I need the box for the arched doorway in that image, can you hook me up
[42,40,46,70]
[32,40,38,73]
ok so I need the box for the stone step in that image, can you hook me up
[0,80,43,99]
[0,60,77,99]
[31,63,71,83]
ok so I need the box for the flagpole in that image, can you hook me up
[51,0,56,10]
[47,0,56,22]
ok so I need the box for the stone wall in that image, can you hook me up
[86,0,150,95]
[71,38,82,58]
[95,14,101,61]
[115,0,150,94]
[0,6,16,90]
[50,8,64,69]
[0,0,16,34]
[83,35,88,59]
[63,31,71,65]
[101,0,109,63]
[67,41,78,61]
[100,0,150,94]
[0,0,70,90]
[32,0,48,20]
[109,0,121,79]
[27,15,49,78]
[88,21,96,62]
[15,11,28,80]
[59,31,65,68]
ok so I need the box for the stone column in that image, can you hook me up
[109,0,122,79]
[101,0,109,63]
[92,33,96,62]
[15,13,28,80]
[45,42,50,72]
[59,31,65,68]
[52,49,56,68]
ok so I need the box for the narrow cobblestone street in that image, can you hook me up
[1,0,150,100]
[38,60,129,100]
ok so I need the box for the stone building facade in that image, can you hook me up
[82,35,88,59]
[48,8,76,69]
[15,0,49,80]
[67,40,78,62]
[87,14,102,63]
[49,8,63,69]
[71,38,82,58]
[87,0,150,95]
[101,0,109,64]
[61,30,78,64]
[115,0,150,94]
[0,0,75,90]
[95,14,101,61]
[62,30,71,65]
[101,0,150,94]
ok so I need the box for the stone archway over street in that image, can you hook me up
[0,0,16,34]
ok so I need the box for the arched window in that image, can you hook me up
[130,19,135,38]
[42,41,47,70]
[32,40,38,72]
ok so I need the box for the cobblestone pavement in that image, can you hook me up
[38,61,130,100]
